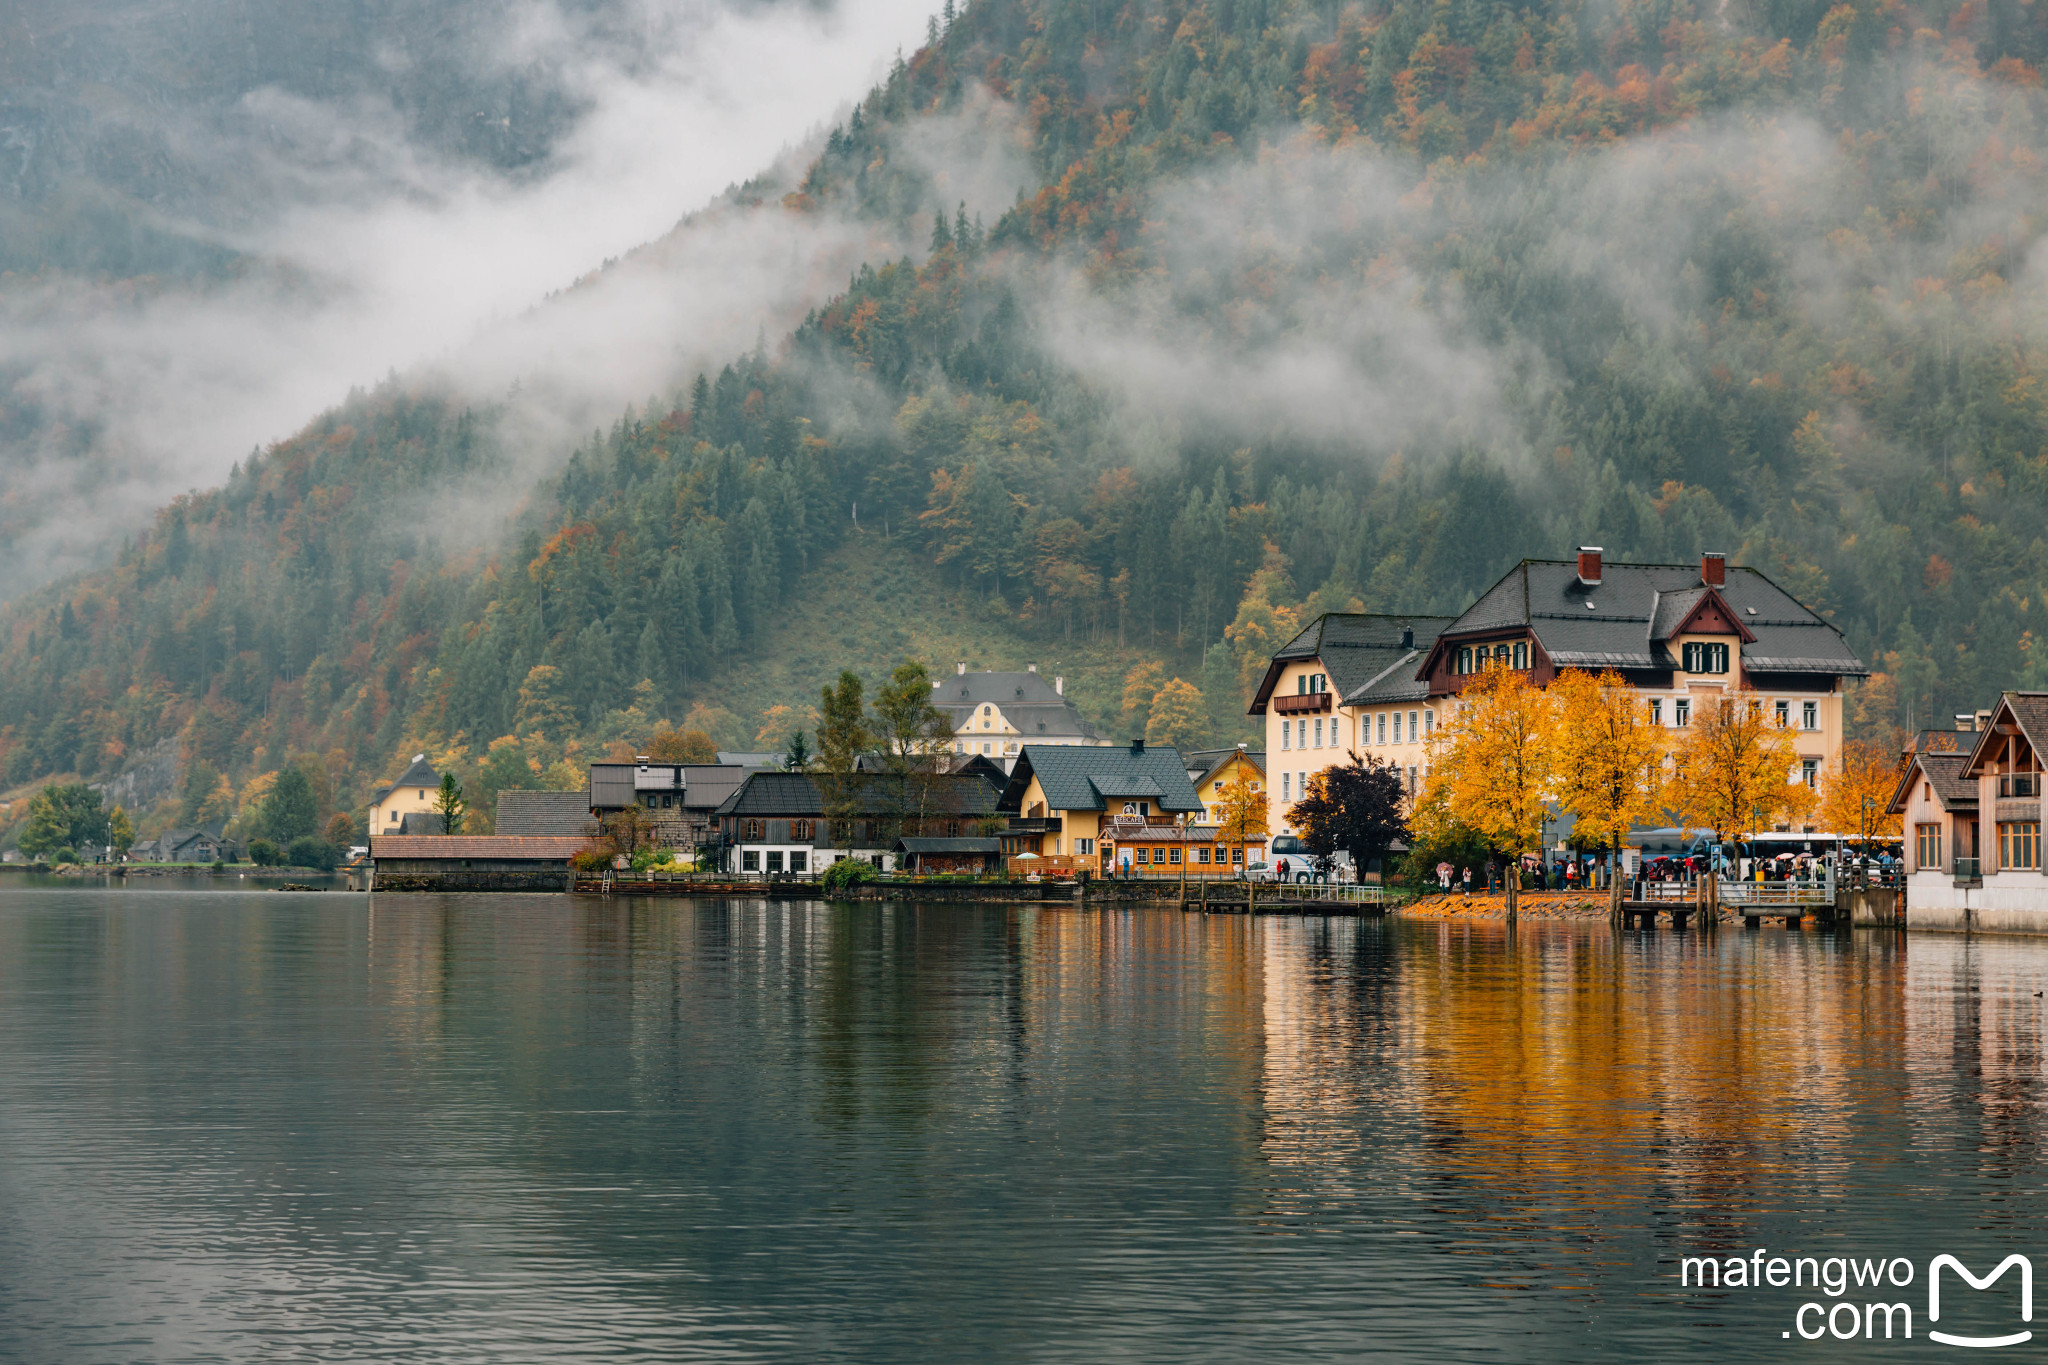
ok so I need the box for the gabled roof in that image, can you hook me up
[1888,751,1975,815]
[931,670,1101,739]
[1960,693,2048,778]
[1423,560,1863,676]
[1249,614,1455,713]
[999,743,1202,814]
[496,790,592,837]
[372,755,440,804]
[1188,749,1265,786]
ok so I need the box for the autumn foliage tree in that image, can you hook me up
[1424,663,1556,919]
[1820,739,1907,849]
[1549,669,1668,902]
[1213,776,1268,871]
[1667,692,1805,851]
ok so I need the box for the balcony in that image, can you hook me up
[1273,692,1332,714]
[1003,817,1062,837]
[1954,857,1983,886]
[1999,775,2039,798]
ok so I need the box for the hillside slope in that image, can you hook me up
[5,0,2048,832]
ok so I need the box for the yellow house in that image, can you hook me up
[996,739,1204,873]
[368,755,441,835]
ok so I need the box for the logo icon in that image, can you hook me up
[1929,1254,2033,1348]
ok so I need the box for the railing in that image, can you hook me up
[1954,857,1983,882]
[1636,880,1697,902]
[1719,868,1835,908]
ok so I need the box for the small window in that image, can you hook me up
[1512,641,1528,670]
[1233,847,1244,864]
[1377,714,1386,745]
[1803,701,1818,730]
[1281,722,1290,751]
[1649,698,1663,725]
[1169,848,1181,865]
[743,850,761,872]
[1675,699,1691,727]
[1917,824,1942,870]
[1682,642,1730,673]
[2001,821,2040,870]
[1314,719,1323,747]
[1407,711,1418,743]
[744,819,764,841]
[766,851,784,874]
[1076,838,1093,855]
[1198,847,1211,864]
[1800,759,1818,788]
[791,851,808,874]
[1282,773,1291,800]
[1775,700,1790,727]
[1424,710,1433,737]
[1458,646,1473,674]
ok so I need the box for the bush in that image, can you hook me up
[248,839,282,866]
[820,857,879,892]
[286,837,341,871]
[52,846,77,866]
[570,846,613,874]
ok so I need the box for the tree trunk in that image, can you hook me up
[1506,858,1518,924]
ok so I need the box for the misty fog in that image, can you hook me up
[0,0,944,599]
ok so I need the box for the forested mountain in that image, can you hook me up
[4,0,2047,836]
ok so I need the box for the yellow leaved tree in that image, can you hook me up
[1549,668,1668,911]
[1424,663,1556,920]
[1668,691,1805,859]
[1214,776,1268,873]
[1819,738,1906,850]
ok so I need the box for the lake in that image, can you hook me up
[1,886,2043,1360]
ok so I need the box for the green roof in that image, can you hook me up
[1000,744,1202,815]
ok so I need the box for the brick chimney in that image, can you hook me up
[1576,546,1603,586]
[1701,551,1726,587]
[1055,675,1064,695]
[957,661,966,675]
[1028,663,1037,672]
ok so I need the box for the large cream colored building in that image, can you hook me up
[368,754,442,834]
[1250,550,1865,840]
[932,664,1108,763]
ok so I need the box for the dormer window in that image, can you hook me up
[1682,642,1730,673]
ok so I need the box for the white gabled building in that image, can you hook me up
[932,664,1108,765]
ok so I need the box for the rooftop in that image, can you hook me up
[370,835,585,860]
[1432,558,1864,676]
[1251,614,1455,713]
[496,790,592,837]
[372,754,440,804]
[999,743,1203,815]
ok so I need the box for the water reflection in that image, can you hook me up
[2,890,2047,1361]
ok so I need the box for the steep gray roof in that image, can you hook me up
[590,763,750,812]
[1252,614,1455,713]
[1891,750,1975,814]
[1437,560,1864,676]
[999,743,1202,814]
[496,790,592,837]
[372,755,440,804]
[932,670,1100,740]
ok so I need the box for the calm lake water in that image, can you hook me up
[2,887,2045,1361]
